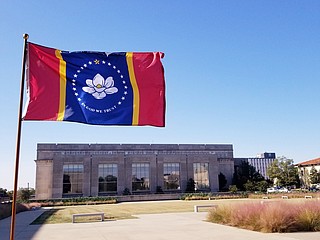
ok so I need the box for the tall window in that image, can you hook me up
[193,163,210,190]
[163,163,180,190]
[132,163,150,191]
[63,164,83,194]
[98,164,118,192]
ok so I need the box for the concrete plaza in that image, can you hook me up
[0,207,319,240]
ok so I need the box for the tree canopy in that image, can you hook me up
[233,161,266,191]
[218,172,227,191]
[267,156,299,187]
[309,166,320,184]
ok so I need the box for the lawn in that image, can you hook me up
[32,198,252,224]
[32,198,315,226]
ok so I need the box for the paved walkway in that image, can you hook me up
[0,209,319,240]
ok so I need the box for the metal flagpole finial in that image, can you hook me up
[23,33,29,39]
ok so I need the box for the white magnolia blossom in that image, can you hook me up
[82,74,118,99]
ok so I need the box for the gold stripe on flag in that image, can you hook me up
[55,50,66,121]
[126,52,140,125]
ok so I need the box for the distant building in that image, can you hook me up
[234,152,276,179]
[256,152,276,159]
[295,157,320,187]
[35,143,234,200]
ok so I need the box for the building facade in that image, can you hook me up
[35,143,234,199]
[247,153,276,179]
[234,153,276,179]
[296,157,320,187]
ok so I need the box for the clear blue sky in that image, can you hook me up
[1,1,319,190]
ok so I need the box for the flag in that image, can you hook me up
[23,42,165,127]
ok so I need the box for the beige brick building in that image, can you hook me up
[35,143,234,199]
[296,157,320,187]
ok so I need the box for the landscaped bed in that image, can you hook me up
[0,202,40,220]
[207,200,320,232]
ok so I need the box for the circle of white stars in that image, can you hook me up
[71,57,129,112]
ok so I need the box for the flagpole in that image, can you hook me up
[10,33,29,240]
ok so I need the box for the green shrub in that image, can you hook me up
[122,188,131,195]
[181,192,248,201]
[29,196,117,207]
[229,185,238,193]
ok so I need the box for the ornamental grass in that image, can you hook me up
[207,200,320,233]
[296,201,320,231]
[259,202,296,232]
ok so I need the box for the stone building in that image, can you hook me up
[35,143,234,199]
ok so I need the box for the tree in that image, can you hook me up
[218,172,227,191]
[0,188,8,196]
[185,178,195,193]
[233,161,265,191]
[17,188,35,202]
[256,180,270,192]
[309,166,320,184]
[267,156,298,187]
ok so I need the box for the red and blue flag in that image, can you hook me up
[23,43,165,126]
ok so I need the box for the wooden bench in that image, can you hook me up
[194,204,217,212]
[72,212,105,223]
[305,196,313,199]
